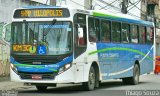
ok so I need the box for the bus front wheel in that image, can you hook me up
[82,66,96,91]
[122,64,140,85]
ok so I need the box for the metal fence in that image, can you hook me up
[0,23,10,76]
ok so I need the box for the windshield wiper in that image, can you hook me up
[43,19,57,36]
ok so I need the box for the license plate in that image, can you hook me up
[32,75,42,80]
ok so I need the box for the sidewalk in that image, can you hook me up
[0,76,35,90]
[0,76,10,82]
[0,81,27,90]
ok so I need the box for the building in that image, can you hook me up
[141,0,160,55]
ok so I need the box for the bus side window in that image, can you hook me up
[78,25,87,46]
[139,26,146,44]
[101,20,111,42]
[111,22,121,42]
[146,27,154,44]
[122,23,130,43]
[131,25,138,44]
[88,17,96,42]
[88,17,100,42]
[95,18,100,41]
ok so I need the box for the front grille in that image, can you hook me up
[11,54,71,64]
[18,72,57,80]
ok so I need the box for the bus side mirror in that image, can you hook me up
[78,28,83,38]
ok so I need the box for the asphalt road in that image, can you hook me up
[1,73,160,96]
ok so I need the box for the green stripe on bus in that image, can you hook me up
[14,64,58,72]
[88,47,153,61]
[93,12,121,19]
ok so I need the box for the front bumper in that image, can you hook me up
[10,65,76,84]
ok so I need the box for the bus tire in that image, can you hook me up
[122,64,140,85]
[36,86,47,91]
[82,66,96,91]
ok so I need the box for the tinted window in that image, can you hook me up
[146,27,154,44]
[122,23,130,43]
[131,25,138,43]
[139,26,146,44]
[101,20,111,42]
[112,22,121,42]
[88,17,100,42]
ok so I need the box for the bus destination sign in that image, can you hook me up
[13,8,70,18]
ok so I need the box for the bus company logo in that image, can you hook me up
[29,46,36,54]
[99,53,119,59]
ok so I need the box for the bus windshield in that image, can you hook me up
[12,21,73,55]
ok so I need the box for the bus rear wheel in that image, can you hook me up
[36,86,47,91]
[122,64,140,85]
[83,66,96,91]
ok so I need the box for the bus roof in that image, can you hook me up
[91,10,154,27]
[14,6,154,27]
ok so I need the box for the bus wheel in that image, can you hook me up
[83,66,95,91]
[36,86,47,91]
[122,64,140,85]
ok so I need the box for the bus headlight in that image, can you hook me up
[58,63,72,74]
[11,64,18,74]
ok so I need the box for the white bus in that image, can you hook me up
[10,6,155,91]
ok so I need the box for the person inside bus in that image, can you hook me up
[89,27,97,42]
[101,23,110,42]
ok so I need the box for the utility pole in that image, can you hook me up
[90,0,93,10]
[121,0,129,14]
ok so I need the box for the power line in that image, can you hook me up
[97,0,121,11]
[128,0,141,11]
[70,0,88,9]
[127,0,140,8]
[70,0,141,19]
[128,0,146,15]
[99,0,120,10]
[96,0,141,18]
